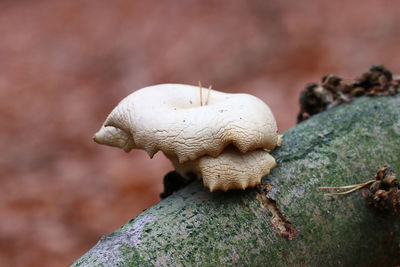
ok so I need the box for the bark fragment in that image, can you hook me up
[255,184,297,239]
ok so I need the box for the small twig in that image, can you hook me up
[319,182,370,189]
[205,85,212,106]
[322,185,365,196]
[198,81,203,106]
[319,179,375,196]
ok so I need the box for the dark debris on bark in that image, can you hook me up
[362,165,400,215]
[160,171,196,199]
[298,64,399,123]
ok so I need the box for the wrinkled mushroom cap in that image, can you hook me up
[94,84,280,164]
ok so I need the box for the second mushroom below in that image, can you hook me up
[169,144,277,192]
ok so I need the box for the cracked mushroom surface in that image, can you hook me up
[94,84,282,192]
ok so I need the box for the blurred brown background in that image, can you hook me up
[1,0,399,266]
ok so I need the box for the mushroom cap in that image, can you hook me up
[94,84,280,164]
[171,145,277,192]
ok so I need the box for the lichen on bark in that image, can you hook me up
[73,94,400,267]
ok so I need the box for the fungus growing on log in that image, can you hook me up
[94,84,282,192]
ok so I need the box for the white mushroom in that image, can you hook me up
[94,84,282,192]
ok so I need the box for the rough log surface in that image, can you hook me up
[73,94,400,266]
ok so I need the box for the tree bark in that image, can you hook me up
[72,94,400,266]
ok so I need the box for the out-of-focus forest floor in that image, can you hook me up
[1,1,400,266]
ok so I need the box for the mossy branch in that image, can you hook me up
[73,94,400,266]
